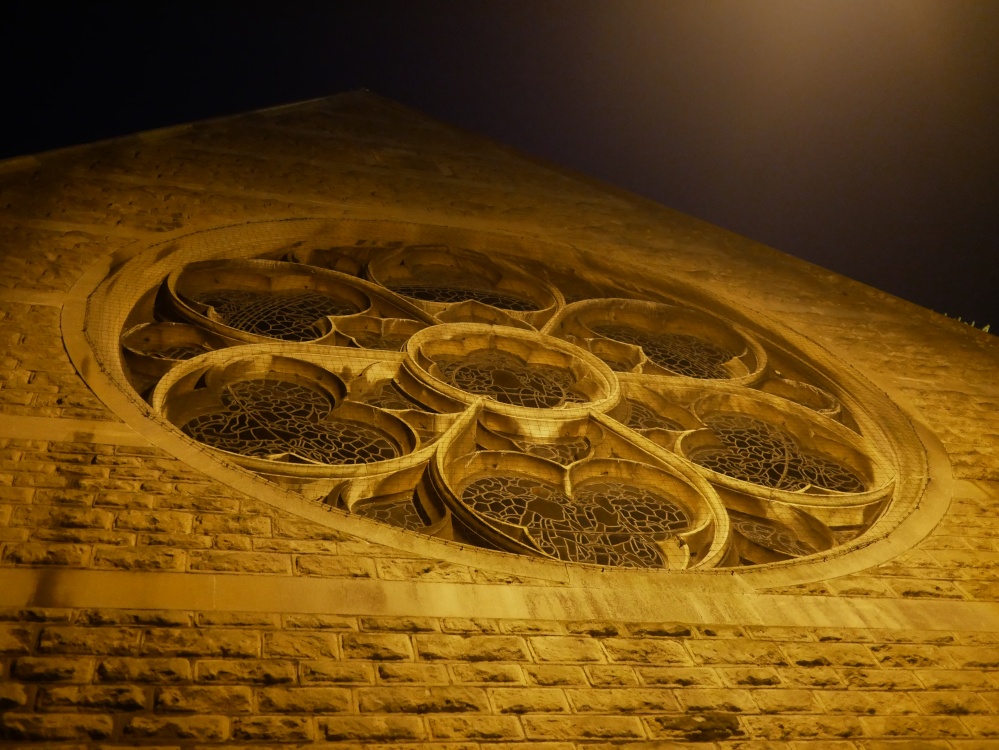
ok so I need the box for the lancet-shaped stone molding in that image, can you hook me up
[82,218,915,572]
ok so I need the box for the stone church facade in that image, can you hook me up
[1,92,998,747]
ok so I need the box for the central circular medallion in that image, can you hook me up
[405,324,619,417]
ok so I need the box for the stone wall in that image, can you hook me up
[2,607,999,746]
[2,92,999,747]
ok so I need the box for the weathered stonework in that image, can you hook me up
[1,91,998,747]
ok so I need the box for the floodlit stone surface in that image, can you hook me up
[0,91,998,746]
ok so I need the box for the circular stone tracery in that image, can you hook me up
[591,324,733,379]
[460,474,691,568]
[435,349,587,409]
[196,289,358,341]
[89,219,915,573]
[183,378,402,465]
[406,324,619,416]
[691,414,866,493]
[388,273,539,311]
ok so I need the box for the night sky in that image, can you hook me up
[3,2,997,330]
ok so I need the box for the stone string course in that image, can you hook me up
[3,608,999,747]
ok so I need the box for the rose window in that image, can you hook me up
[106,224,901,570]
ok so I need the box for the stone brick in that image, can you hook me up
[33,527,134,545]
[751,689,818,714]
[782,643,877,667]
[154,686,253,713]
[523,715,646,740]
[745,625,813,641]
[524,665,587,686]
[343,632,413,660]
[840,668,923,690]
[0,486,33,504]
[567,687,678,714]
[115,509,193,533]
[187,550,292,574]
[917,669,997,690]
[429,715,524,741]
[816,690,920,715]
[194,513,270,535]
[37,685,146,711]
[211,534,252,554]
[813,628,876,643]
[321,716,427,741]
[167,493,241,514]
[416,634,529,662]
[687,640,786,665]
[946,646,999,668]
[232,716,314,741]
[960,581,999,600]
[377,663,450,684]
[39,626,140,655]
[264,631,338,659]
[646,712,745,742]
[741,715,863,740]
[207,535,251,550]
[888,579,967,599]
[627,622,693,637]
[358,686,489,713]
[488,687,569,714]
[698,625,746,638]
[283,613,356,630]
[585,665,639,686]
[376,558,474,582]
[142,628,259,657]
[0,623,33,654]
[196,611,280,628]
[92,546,185,570]
[638,666,722,687]
[195,659,297,684]
[123,715,229,741]
[719,667,782,687]
[980,691,999,713]
[294,554,376,577]
[911,691,992,715]
[361,616,440,632]
[78,608,192,627]
[256,686,351,713]
[97,657,192,683]
[0,683,29,710]
[859,715,970,739]
[14,656,94,682]
[529,636,605,663]
[2,542,89,565]
[676,688,757,713]
[270,514,345,540]
[871,629,956,645]
[1,607,73,623]
[499,619,564,635]
[138,532,212,549]
[17,506,114,530]
[870,644,955,668]
[301,660,374,684]
[603,638,691,665]
[962,716,999,737]
[1,713,114,741]
[452,663,525,684]
[441,617,500,634]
